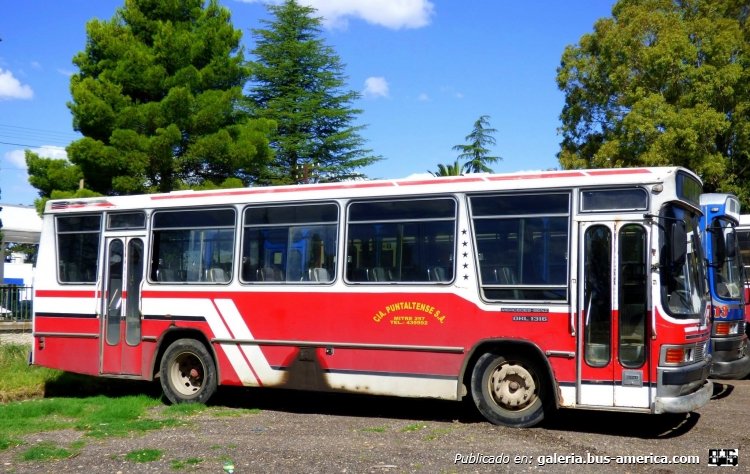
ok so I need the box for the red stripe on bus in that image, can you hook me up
[35,289,97,298]
[486,171,585,181]
[397,177,485,186]
[150,181,396,201]
[586,168,652,176]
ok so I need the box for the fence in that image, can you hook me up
[0,285,32,322]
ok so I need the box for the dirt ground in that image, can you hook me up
[1,373,749,474]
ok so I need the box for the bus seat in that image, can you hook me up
[310,267,331,282]
[208,267,228,282]
[495,266,517,284]
[369,267,388,281]
[428,266,447,282]
[157,268,175,282]
[258,266,283,281]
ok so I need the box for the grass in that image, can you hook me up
[170,457,204,470]
[0,343,59,402]
[0,343,263,465]
[125,448,163,463]
[20,441,78,461]
[0,344,189,454]
[401,422,427,432]
[361,426,388,433]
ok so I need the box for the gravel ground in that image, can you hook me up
[1,333,748,473]
[0,331,32,346]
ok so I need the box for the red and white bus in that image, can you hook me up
[31,166,713,427]
[735,214,750,333]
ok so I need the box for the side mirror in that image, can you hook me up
[726,232,737,259]
[671,221,687,266]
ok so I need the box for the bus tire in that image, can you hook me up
[160,338,217,404]
[470,352,547,427]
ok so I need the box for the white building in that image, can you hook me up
[1,204,42,287]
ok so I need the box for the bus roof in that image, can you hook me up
[700,193,741,223]
[44,166,699,214]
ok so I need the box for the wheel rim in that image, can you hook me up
[169,351,205,397]
[488,361,537,411]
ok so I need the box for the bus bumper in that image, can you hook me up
[654,379,713,414]
[709,336,750,379]
[654,359,712,414]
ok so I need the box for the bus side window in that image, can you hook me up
[242,203,339,284]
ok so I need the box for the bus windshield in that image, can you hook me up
[709,217,744,300]
[660,204,707,319]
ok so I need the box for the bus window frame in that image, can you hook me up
[344,196,458,285]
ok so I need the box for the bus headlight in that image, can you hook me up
[713,321,741,336]
[660,342,705,366]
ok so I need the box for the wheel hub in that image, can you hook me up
[490,363,536,409]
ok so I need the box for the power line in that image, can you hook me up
[0,124,79,149]
[0,140,43,148]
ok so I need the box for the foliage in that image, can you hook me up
[429,160,462,177]
[3,243,38,264]
[557,0,750,205]
[452,115,501,173]
[53,0,273,196]
[247,0,381,185]
[25,150,83,198]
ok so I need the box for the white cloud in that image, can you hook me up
[0,68,33,100]
[402,172,433,180]
[417,92,430,102]
[4,146,67,170]
[34,145,68,160]
[363,76,389,99]
[238,0,434,29]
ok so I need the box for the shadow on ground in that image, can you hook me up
[42,374,706,439]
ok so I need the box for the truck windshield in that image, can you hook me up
[709,217,743,301]
[660,204,707,319]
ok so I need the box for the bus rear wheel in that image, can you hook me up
[471,352,547,427]
[160,338,217,404]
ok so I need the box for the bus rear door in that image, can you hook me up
[100,236,145,375]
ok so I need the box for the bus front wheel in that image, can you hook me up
[160,338,217,404]
[470,352,547,427]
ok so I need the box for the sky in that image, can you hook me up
[0,0,616,206]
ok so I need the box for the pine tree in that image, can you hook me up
[60,0,273,195]
[452,115,501,173]
[248,0,381,185]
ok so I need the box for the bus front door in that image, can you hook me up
[101,237,145,376]
[577,221,651,409]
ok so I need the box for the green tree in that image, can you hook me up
[247,0,381,185]
[57,0,273,196]
[429,160,462,177]
[26,151,84,198]
[452,115,501,173]
[25,151,100,213]
[557,0,750,204]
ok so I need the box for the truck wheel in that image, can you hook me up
[471,352,547,427]
[160,338,217,404]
